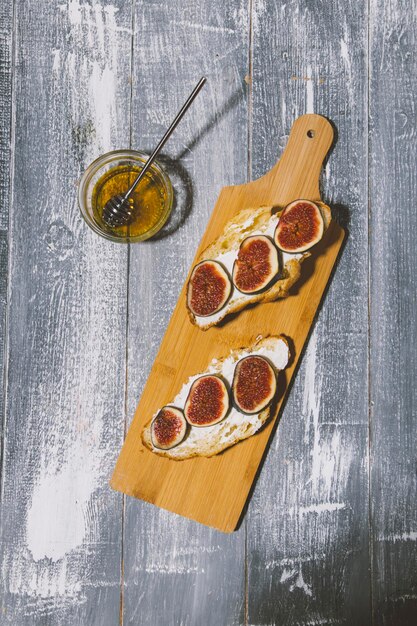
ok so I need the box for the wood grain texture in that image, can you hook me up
[246,1,371,624]
[122,2,249,623]
[0,0,416,623]
[111,114,344,533]
[0,0,13,476]
[0,1,131,623]
[369,1,417,624]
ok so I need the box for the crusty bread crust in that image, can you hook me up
[186,202,331,330]
[142,335,289,460]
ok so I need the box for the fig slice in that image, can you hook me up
[232,235,279,294]
[184,375,229,427]
[274,200,324,253]
[187,260,232,317]
[151,406,187,450]
[232,355,277,414]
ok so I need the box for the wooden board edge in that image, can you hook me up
[109,222,346,532]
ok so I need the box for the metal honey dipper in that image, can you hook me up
[102,77,206,228]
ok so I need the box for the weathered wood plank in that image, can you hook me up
[0,1,132,623]
[0,0,13,474]
[369,1,417,624]
[122,1,249,624]
[246,1,371,624]
[1,0,414,623]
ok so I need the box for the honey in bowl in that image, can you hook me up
[78,150,173,243]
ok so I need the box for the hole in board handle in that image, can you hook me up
[307,129,315,138]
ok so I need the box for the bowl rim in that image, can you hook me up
[78,149,174,243]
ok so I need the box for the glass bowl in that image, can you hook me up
[78,150,174,243]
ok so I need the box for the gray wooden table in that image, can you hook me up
[1,1,416,624]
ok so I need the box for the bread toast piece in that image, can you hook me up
[142,335,290,460]
[187,201,331,330]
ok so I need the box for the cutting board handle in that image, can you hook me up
[110,112,344,532]
[245,114,334,206]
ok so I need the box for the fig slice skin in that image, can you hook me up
[232,355,277,414]
[274,200,324,254]
[151,406,187,450]
[232,235,279,294]
[184,375,230,427]
[187,260,232,317]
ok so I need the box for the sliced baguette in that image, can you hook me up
[187,201,331,330]
[142,335,290,460]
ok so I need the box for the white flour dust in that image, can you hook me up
[55,0,124,157]
[306,64,314,113]
[3,0,126,605]
[26,439,99,562]
[280,565,313,596]
[303,329,353,505]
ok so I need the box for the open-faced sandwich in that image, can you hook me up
[142,335,290,460]
[186,199,331,330]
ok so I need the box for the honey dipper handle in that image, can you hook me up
[124,77,207,201]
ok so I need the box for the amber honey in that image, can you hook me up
[79,150,173,242]
[91,164,170,239]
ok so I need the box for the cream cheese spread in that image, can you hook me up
[150,337,289,456]
[194,213,302,327]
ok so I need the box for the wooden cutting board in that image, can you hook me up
[111,114,345,532]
